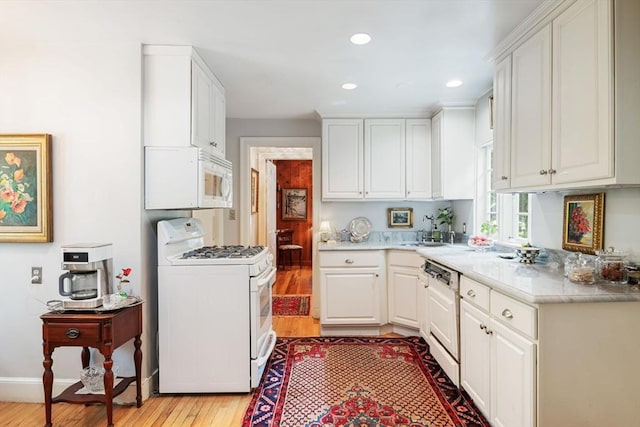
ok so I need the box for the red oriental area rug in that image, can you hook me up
[243,336,489,427]
[272,295,310,316]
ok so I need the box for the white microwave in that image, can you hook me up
[145,147,233,210]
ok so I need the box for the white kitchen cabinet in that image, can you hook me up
[143,45,226,158]
[510,24,552,189]
[322,119,363,199]
[460,276,535,426]
[426,278,458,358]
[405,119,432,199]
[319,251,386,327]
[491,318,536,427]
[364,119,406,199]
[460,299,491,417]
[322,118,430,201]
[492,56,512,190]
[430,108,476,199]
[387,251,423,329]
[494,0,640,192]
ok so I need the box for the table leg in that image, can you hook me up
[134,334,143,408]
[42,346,53,427]
[81,346,90,369]
[103,356,114,427]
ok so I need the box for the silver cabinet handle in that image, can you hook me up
[345,259,354,264]
[466,289,476,298]
[501,176,508,180]
[65,328,80,339]
[479,324,486,330]
[539,170,548,175]
[501,308,514,319]
[210,141,217,147]
[485,328,494,335]
[548,168,556,174]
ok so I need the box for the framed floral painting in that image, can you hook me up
[0,134,53,242]
[562,193,604,254]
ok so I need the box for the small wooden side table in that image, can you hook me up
[41,303,143,427]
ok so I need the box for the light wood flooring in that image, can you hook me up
[0,266,317,426]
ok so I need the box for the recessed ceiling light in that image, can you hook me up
[350,33,372,45]
[342,83,358,90]
[446,80,463,88]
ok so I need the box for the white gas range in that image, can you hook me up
[157,218,277,393]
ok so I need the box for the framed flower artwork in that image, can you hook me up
[562,193,604,254]
[0,134,53,242]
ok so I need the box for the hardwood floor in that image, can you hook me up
[0,266,318,426]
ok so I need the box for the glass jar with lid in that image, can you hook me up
[567,253,596,284]
[595,248,627,284]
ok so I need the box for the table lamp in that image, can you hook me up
[319,221,334,243]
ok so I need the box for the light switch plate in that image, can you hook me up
[31,267,42,284]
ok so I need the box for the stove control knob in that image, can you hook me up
[266,252,274,264]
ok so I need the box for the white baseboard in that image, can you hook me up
[0,372,157,404]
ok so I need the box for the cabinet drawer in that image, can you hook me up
[490,291,537,339]
[46,322,102,346]
[460,276,490,311]
[320,251,383,268]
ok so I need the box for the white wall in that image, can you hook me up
[0,41,172,402]
[532,189,640,261]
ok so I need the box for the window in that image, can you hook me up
[476,142,531,244]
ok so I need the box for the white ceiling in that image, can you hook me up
[1,0,545,120]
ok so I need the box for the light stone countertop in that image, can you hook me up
[318,241,640,304]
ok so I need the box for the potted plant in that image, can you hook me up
[480,220,498,237]
[437,207,455,232]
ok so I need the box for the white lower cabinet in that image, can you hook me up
[387,251,423,329]
[319,251,386,326]
[460,277,536,427]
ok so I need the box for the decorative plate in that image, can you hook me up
[349,217,372,240]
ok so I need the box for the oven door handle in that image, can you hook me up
[255,266,277,289]
[256,330,277,366]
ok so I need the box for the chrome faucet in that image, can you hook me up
[449,230,456,244]
[423,215,435,242]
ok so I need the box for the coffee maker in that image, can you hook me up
[59,243,113,309]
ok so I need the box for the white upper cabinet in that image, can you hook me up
[494,0,640,191]
[430,108,476,200]
[322,119,364,199]
[364,119,406,199]
[492,56,512,190]
[322,118,431,201]
[510,24,552,189]
[143,45,226,158]
[406,119,432,200]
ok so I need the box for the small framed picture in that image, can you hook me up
[562,193,604,254]
[388,207,413,228]
[282,188,307,220]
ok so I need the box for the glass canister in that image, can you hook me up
[595,248,627,284]
[567,253,596,284]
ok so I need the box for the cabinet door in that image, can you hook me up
[430,112,443,198]
[492,56,512,190]
[211,86,226,157]
[322,119,364,199]
[388,265,420,329]
[191,60,215,152]
[460,300,491,418]
[491,320,536,427]
[320,269,382,325]
[406,119,432,199]
[418,273,430,340]
[510,24,552,188]
[426,279,458,357]
[552,0,612,184]
[364,119,405,199]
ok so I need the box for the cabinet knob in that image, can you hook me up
[501,176,508,180]
[539,170,548,175]
[345,259,354,264]
[548,168,556,174]
[466,289,476,298]
[210,141,217,147]
[501,308,514,319]
[65,328,80,339]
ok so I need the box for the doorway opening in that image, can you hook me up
[239,137,321,324]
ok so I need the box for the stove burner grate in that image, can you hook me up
[181,245,265,260]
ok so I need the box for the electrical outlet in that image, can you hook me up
[31,267,42,284]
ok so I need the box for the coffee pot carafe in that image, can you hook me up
[59,243,113,309]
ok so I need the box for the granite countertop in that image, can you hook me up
[318,241,640,304]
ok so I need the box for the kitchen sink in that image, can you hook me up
[399,241,447,247]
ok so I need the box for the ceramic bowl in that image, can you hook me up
[515,247,540,264]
